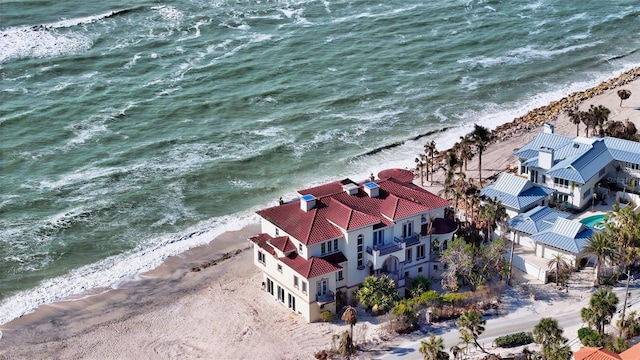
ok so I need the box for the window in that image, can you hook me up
[288,293,296,311]
[277,264,282,273]
[417,244,425,259]
[336,271,343,281]
[402,221,413,239]
[357,235,364,267]
[433,264,438,270]
[302,281,307,294]
[258,251,266,265]
[275,228,280,236]
[520,165,528,174]
[298,243,303,251]
[404,271,409,278]
[418,267,423,273]
[266,278,274,295]
[373,229,384,246]
[405,248,412,262]
[294,276,299,289]
[530,169,538,183]
[583,188,591,200]
[277,286,285,302]
[554,178,570,188]
[322,239,339,255]
[317,279,327,297]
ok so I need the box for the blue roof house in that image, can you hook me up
[480,173,555,219]
[531,217,596,265]
[507,205,570,250]
[514,125,640,211]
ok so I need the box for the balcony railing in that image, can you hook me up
[316,290,335,304]
[367,242,402,256]
[395,233,420,247]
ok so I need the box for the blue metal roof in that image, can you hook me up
[508,205,570,235]
[532,217,596,253]
[546,140,613,183]
[514,132,573,160]
[604,137,640,165]
[480,174,554,211]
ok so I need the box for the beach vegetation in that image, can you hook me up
[533,317,571,360]
[456,310,489,354]
[476,197,507,242]
[578,327,606,347]
[341,305,357,342]
[390,298,418,330]
[440,236,507,292]
[419,333,449,360]
[566,105,583,137]
[408,275,432,298]
[320,310,335,322]
[353,275,400,315]
[581,288,618,335]
[581,231,617,286]
[617,89,632,107]
[607,336,628,353]
[494,331,534,348]
[546,254,573,287]
[469,124,492,186]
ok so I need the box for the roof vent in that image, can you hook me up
[363,182,380,198]
[300,194,317,212]
[343,183,358,195]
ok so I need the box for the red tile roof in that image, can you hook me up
[280,252,343,279]
[269,236,296,253]
[620,342,640,360]
[257,177,450,245]
[574,347,621,360]
[378,168,414,183]
[248,233,276,256]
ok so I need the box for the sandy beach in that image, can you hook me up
[1,69,640,360]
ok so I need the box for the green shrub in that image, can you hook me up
[409,275,432,298]
[320,310,335,322]
[391,299,418,327]
[494,331,534,348]
[416,290,443,306]
[578,327,606,347]
[442,292,470,304]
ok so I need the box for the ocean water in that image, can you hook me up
[1,0,639,324]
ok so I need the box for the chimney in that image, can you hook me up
[543,123,555,134]
[538,147,554,170]
[363,182,380,198]
[300,194,316,212]
[343,183,358,195]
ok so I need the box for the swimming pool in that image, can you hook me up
[579,214,607,229]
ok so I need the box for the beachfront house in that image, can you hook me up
[479,173,555,219]
[248,170,458,322]
[514,124,640,211]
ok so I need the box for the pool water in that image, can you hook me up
[579,214,607,229]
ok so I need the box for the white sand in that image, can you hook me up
[1,72,639,360]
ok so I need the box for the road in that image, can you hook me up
[374,284,640,360]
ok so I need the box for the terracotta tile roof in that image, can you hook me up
[325,198,382,230]
[574,347,621,360]
[257,176,449,245]
[248,233,276,256]
[620,342,640,360]
[280,252,343,279]
[269,236,296,253]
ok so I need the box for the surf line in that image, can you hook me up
[354,126,451,158]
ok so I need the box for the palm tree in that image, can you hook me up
[581,288,619,335]
[457,135,474,172]
[617,89,632,107]
[478,197,507,242]
[469,124,492,186]
[581,231,617,286]
[354,275,400,315]
[587,104,610,137]
[341,305,357,343]
[424,141,438,184]
[547,254,571,287]
[456,310,488,354]
[533,317,571,360]
[419,333,447,360]
[567,106,582,137]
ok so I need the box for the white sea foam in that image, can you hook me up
[0,26,93,63]
[0,212,260,325]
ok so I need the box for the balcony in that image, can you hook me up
[395,233,420,247]
[316,290,335,305]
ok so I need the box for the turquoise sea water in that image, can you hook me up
[1,0,639,324]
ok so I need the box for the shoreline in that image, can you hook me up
[1,68,639,359]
